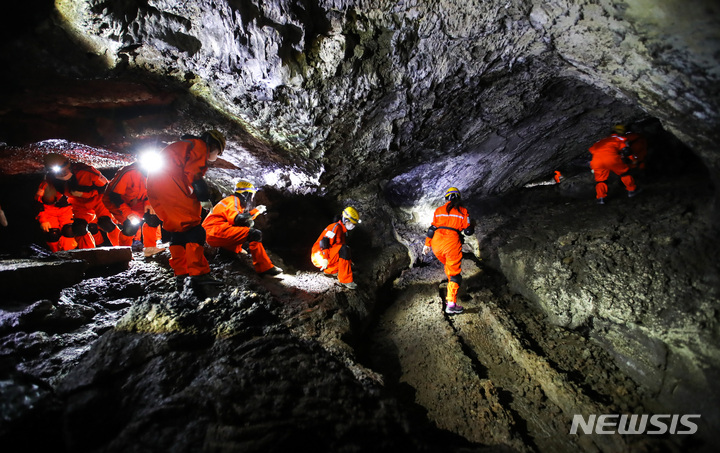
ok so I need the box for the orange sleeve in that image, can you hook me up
[184,139,209,184]
[105,168,134,219]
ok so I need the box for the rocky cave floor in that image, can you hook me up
[0,165,716,452]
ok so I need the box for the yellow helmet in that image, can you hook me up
[234,180,257,194]
[444,187,461,200]
[204,129,226,153]
[613,124,626,134]
[342,206,360,224]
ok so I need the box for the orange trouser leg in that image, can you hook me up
[47,241,61,252]
[77,232,95,249]
[593,169,610,199]
[619,173,637,192]
[323,244,353,283]
[446,281,460,304]
[142,225,159,247]
[119,233,134,247]
[92,229,105,246]
[168,245,188,276]
[59,236,77,251]
[433,236,463,280]
[337,257,353,283]
[248,241,274,273]
[105,227,120,246]
[185,242,210,276]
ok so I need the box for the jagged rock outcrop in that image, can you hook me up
[1,1,718,200]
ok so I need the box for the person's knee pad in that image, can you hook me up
[87,222,99,235]
[185,224,206,245]
[247,228,263,243]
[339,244,351,260]
[61,224,75,238]
[72,219,89,236]
[450,274,463,284]
[97,215,117,233]
[121,219,140,237]
[46,228,62,243]
[143,213,161,228]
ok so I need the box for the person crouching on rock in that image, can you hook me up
[311,207,360,289]
[102,160,164,257]
[202,179,282,276]
[146,129,225,291]
[43,153,120,249]
[422,187,474,314]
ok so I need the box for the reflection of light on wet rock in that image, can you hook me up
[0,139,134,175]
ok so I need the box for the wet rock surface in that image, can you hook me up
[369,161,718,452]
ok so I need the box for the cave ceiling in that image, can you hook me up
[0,0,718,205]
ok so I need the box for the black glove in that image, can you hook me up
[319,237,330,250]
[192,179,211,202]
[234,213,254,227]
[122,218,141,236]
[426,225,437,239]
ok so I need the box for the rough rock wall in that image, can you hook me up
[10,0,714,200]
[480,171,720,435]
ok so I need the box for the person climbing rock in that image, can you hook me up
[43,153,120,249]
[102,160,163,257]
[589,125,641,205]
[202,180,282,276]
[422,187,474,314]
[146,129,226,291]
[311,206,360,289]
[34,179,77,251]
[554,170,563,184]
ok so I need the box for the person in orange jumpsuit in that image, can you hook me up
[102,161,163,257]
[43,153,120,249]
[146,130,225,290]
[554,171,563,184]
[422,187,473,314]
[34,180,77,252]
[589,126,641,205]
[202,180,282,276]
[311,207,361,289]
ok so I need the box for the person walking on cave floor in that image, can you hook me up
[102,159,164,257]
[146,129,226,291]
[311,206,361,289]
[589,124,642,205]
[202,179,283,276]
[42,153,120,249]
[422,187,475,314]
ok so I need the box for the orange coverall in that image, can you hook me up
[103,162,160,248]
[52,162,119,249]
[425,201,471,304]
[35,180,77,252]
[311,220,353,284]
[146,138,211,277]
[202,195,274,273]
[589,134,637,200]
